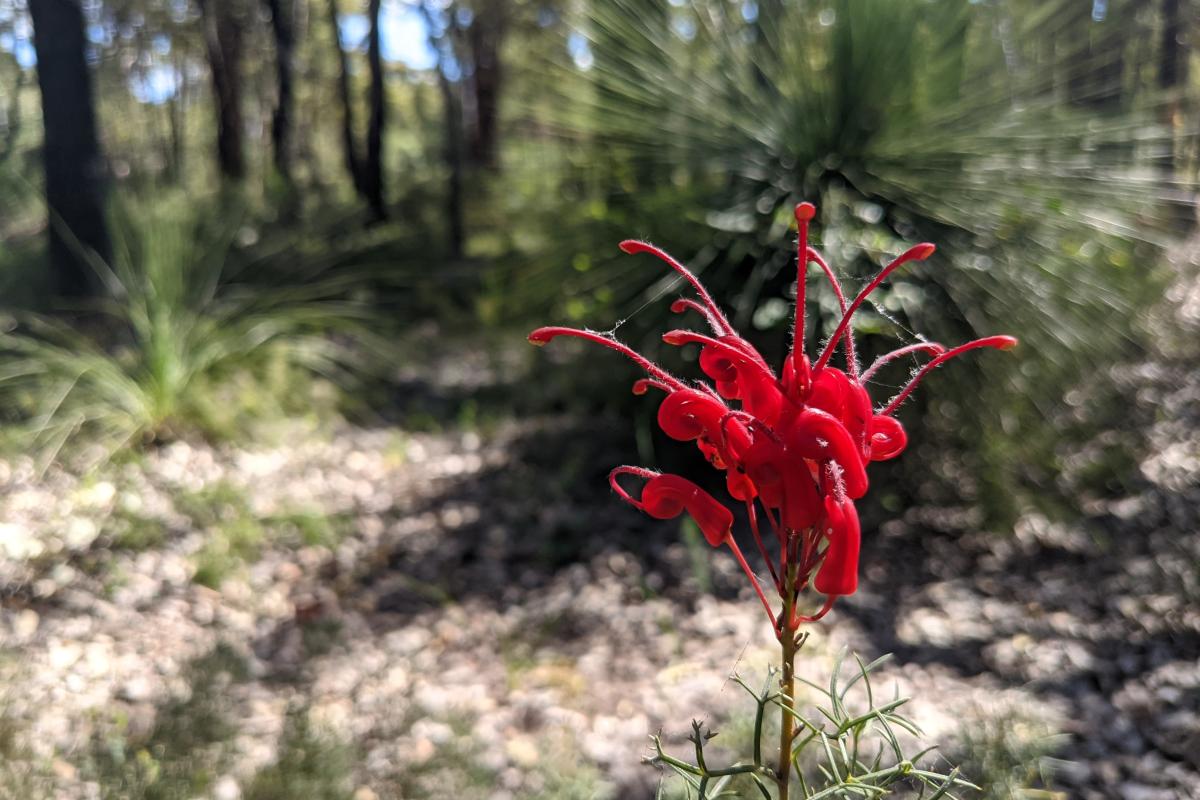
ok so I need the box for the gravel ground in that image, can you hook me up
[1,334,1197,799]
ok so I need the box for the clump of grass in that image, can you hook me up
[173,482,351,587]
[244,706,356,800]
[84,642,251,800]
[0,193,372,469]
[266,509,352,549]
[176,483,266,589]
[950,709,1067,799]
[0,702,53,798]
[105,509,168,552]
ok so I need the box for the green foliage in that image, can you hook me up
[650,652,977,799]
[175,481,266,588]
[105,508,168,552]
[0,193,371,469]
[244,706,356,800]
[168,480,353,587]
[0,702,53,799]
[545,0,1188,516]
[85,643,251,800]
[950,712,1066,800]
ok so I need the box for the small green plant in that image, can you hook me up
[175,482,266,588]
[244,706,356,800]
[85,643,250,800]
[950,712,1065,800]
[649,653,977,799]
[267,509,352,549]
[0,194,371,468]
[0,701,53,799]
[105,509,167,552]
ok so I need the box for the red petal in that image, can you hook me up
[657,389,729,442]
[814,497,861,596]
[780,465,821,530]
[867,415,907,461]
[784,408,869,500]
[642,474,733,547]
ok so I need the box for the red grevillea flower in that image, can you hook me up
[529,202,1016,636]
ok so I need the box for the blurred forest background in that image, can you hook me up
[1,0,1200,798]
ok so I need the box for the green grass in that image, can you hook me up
[172,482,353,588]
[950,710,1067,799]
[84,643,251,800]
[105,509,168,552]
[244,707,356,800]
[0,192,372,470]
[177,483,267,589]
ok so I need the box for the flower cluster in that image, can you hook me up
[529,203,1015,637]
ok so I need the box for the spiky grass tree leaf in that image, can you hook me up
[549,0,1192,515]
[0,194,375,469]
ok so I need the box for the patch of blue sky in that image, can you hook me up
[566,31,592,71]
[130,63,178,104]
[339,1,435,70]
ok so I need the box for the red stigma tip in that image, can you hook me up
[662,331,688,345]
[618,240,641,254]
[794,202,816,223]
[527,328,555,346]
[913,243,936,260]
[995,336,1019,350]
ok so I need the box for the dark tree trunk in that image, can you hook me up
[365,0,387,220]
[1158,0,1190,221]
[266,0,296,182]
[1063,2,1127,112]
[467,0,504,170]
[168,52,186,180]
[1158,0,1186,91]
[439,75,464,257]
[199,0,246,180]
[421,1,464,255]
[327,0,365,195]
[27,0,111,296]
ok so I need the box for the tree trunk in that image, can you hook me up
[467,0,504,170]
[168,51,186,181]
[199,0,246,180]
[266,0,296,182]
[421,1,464,255]
[365,0,387,220]
[27,0,111,296]
[327,0,365,195]
[1158,0,1186,92]
[440,75,464,257]
[1158,0,1191,222]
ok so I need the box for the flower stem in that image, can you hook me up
[777,563,799,799]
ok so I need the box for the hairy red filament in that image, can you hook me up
[619,240,735,336]
[860,342,947,384]
[529,327,686,390]
[632,378,672,395]
[881,335,1019,415]
[794,202,815,352]
[814,242,937,375]
[670,298,725,335]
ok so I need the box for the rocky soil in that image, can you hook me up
[1,337,1198,799]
